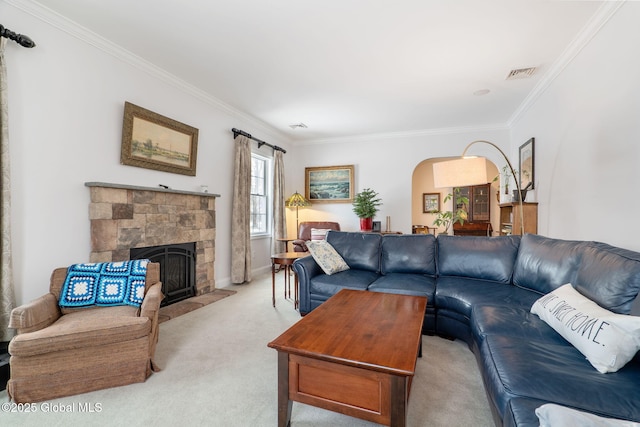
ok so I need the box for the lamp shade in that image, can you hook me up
[285,191,311,208]
[433,157,489,188]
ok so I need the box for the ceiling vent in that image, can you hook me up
[506,67,537,80]
[289,123,308,130]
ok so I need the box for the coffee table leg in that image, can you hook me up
[390,375,407,427]
[277,351,292,427]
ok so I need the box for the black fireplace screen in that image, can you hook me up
[130,242,196,306]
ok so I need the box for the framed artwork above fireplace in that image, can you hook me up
[121,101,199,176]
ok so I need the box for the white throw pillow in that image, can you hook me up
[310,228,331,241]
[306,240,349,275]
[530,283,640,373]
[536,403,640,427]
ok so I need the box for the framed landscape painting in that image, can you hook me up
[121,102,199,176]
[305,165,354,203]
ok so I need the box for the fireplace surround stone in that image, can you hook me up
[85,182,218,295]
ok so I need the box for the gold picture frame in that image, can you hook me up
[305,165,355,203]
[423,193,440,213]
[121,102,199,176]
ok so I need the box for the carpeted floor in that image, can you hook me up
[0,272,494,426]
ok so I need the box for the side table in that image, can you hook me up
[271,252,308,308]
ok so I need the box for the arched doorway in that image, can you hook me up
[411,158,500,235]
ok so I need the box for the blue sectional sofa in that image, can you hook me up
[292,231,640,426]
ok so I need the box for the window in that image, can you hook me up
[250,153,271,235]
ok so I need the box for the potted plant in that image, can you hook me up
[432,191,468,235]
[352,188,382,231]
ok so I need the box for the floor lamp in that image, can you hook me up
[432,140,525,235]
[285,191,311,238]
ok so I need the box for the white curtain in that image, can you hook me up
[0,38,16,341]
[272,150,286,254]
[230,136,252,283]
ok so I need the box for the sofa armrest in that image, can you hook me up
[140,282,163,372]
[140,282,163,321]
[293,255,323,314]
[8,293,61,334]
[292,239,308,252]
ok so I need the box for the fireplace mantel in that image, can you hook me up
[85,182,220,198]
[85,181,218,295]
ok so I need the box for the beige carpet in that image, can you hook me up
[0,272,494,426]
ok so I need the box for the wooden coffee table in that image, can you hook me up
[268,289,427,426]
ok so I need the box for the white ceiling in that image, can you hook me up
[24,0,605,142]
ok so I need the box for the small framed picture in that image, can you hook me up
[423,193,440,213]
[519,137,535,190]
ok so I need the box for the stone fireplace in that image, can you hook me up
[85,182,218,298]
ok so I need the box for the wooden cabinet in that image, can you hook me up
[499,202,538,235]
[453,184,492,236]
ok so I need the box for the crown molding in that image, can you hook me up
[5,0,291,145]
[508,0,625,127]
[299,123,510,146]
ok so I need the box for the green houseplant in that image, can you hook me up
[432,190,468,235]
[352,188,382,231]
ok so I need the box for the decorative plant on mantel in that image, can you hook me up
[352,188,382,231]
[432,190,468,235]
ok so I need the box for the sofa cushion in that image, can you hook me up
[380,234,436,275]
[513,234,587,295]
[574,242,640,314]
[306,240,350,275]
[471,305,570,348]
[479,335,640,422]
[9,305,149,357]
[530,284,640,373]
[504,397,553,427]
[326,231,381,272]
[368,273,436,303]
[436,276,535,319]
[437,235,520,283]
[309,269,378,298]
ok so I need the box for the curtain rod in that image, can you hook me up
[0,24,36,48]
[232,128,286,154]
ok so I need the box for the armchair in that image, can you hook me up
[292,221,341,252]
[7,262,163,403]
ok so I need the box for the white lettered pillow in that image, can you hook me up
[536,404,640,427]
[306,240,349,275]
[531,283,640,373]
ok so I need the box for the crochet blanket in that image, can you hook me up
[59,260,149,308]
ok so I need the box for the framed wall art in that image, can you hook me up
[423,193,440,213]
[519,137,535,190]
[121,101,199,176]
[305,165,354,203]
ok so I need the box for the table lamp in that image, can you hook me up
[285,191,311,238]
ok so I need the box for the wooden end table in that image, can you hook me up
[271,252,307,308]
[268,289,427,426]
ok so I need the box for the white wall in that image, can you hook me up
[511,1,640,251]
[3,5,291,305]
[289,128,510,238]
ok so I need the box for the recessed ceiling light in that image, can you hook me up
[289,123,308,129]
[473,89,491,96]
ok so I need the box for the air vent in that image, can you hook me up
[506,67,537,80]
[289,123,308,130]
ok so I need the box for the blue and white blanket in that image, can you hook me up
[59,260,149,308]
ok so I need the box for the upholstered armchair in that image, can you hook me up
[7,262,163,403]
[292,221,341,252]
